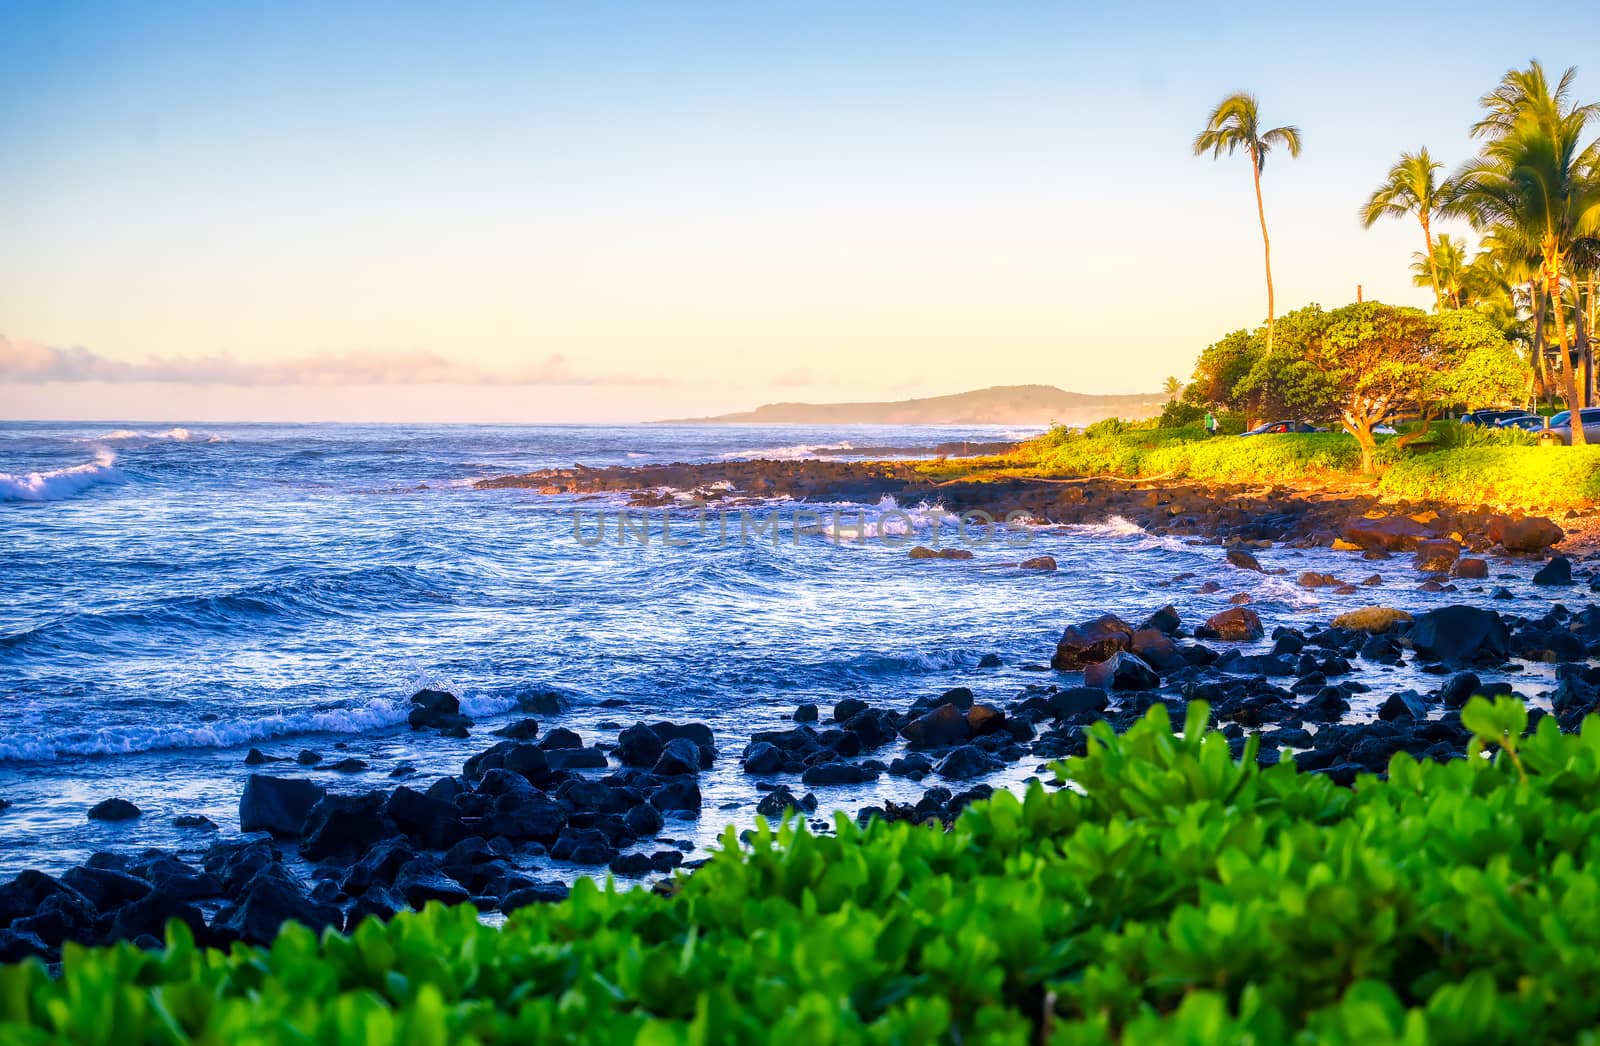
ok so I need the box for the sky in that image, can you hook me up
[1,1,1595,423]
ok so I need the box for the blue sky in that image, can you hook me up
[1,1,1594,421]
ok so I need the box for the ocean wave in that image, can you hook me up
[87,427,221,444]
[718,441,855,461]
[0,451,125,503]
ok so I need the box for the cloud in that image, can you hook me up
[0,337,672,387]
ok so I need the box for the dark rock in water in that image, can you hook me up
[793,704,819,722]
[756,786,816,819]
[244,748,283,765]
[609,852,653,876]
[1227,548,1263,572]
[300,792,397,862]
[1453,558,1488,580]
[901,703,970,749]
[550,827,619,866]
[1533,556,1574,586]
[649,850,684,874]
[1019,555,1057,571]
[1437,671,1482,709]
[1491,586,1514,600]
[136,855,223,900]
[616,723,664,768]
[1492,515,1563,553]
[844,709,899,749]
[492,719,542,741]
[1379,692,1428,721]
[111,891,207,944]
[502,882,569,913]
[87,798,141,822]
[623,803,664,837]
[542,746,608,771]
[488,792,567,843]
[1409,606,1511,665]
[1412,539,1460,573]
[977,653,1003,668]
[966,704,1006,737]
[0,929,51,963]
[387,786,468,850]
[1359,635,1404,665]
[742,742,785,775]
[61,865,150,910]
[888,753,933,779]
[327,757,369,773]
[412,688,459,715]
[173,814,217,830]
[220,868,342,945]
[908,545,973,560]
[833,697,869,722]
[934,746,1002,780]
[1197,607,1264,642]
[408,689,472,732]
[648,722,717,768]
[1131,628,1184,671]
[1341,515,1432,552]
[539,727,584,750]
[13,889,99,948]
[1140,605,1182,635]
[240,776,327,838]
[0,871,89,928]
[1300,689,1350,722]
[1052,614,1135,669]
[801,762,878,786]
[205,839,279,896]
[653,737,702,776]
[394,857,472,907]
[297,750,323,766]
[650,778,702,813]
[1047,687,1109,718]
[389,764,417,778]
[1083,651,1159,691]
[518,691,568,715]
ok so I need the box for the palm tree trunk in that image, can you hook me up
[1550,257,1586,445]
[1250,148,1275,352]
[1420,214,1442,311]
[1531,278,1549,400]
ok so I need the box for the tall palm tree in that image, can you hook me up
[1194,93,1303,352]
[1412,233,1468,309]
[1472,60,1599,140]
[1449,90,1600,441]
[1362,148,1450,310]
[1163,375,1183,400]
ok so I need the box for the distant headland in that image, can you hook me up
[657,384,1164,426]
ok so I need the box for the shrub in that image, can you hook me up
[1379,445,1600,510]
[6,700,1600,1043]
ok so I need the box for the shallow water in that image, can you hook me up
[0,422,1570,878]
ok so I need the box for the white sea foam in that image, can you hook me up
[86,427,222,444]
[0,451,125,503]
[718,441,855,461]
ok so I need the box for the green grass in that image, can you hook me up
[1379,445,1600,511]
[7,699,1600,1044]
[1019,426,1382,483]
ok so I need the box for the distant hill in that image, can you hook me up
[659,384,1165,427]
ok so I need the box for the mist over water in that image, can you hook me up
[0,422,1561,876]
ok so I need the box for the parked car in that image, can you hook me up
[1461,409,1530,427]
[1542,408,1600,445]
[1241,420,1318,436]
[1495,413,1547,432]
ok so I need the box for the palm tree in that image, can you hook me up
[1448,71,1600,442]
[1362,148,1450,310]
[1163,375,1183,401]
[1194,93,1303,352]
[1412,233,1468,309]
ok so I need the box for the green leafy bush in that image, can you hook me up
[7,700,1600,1043]
[1379,445,1600,510]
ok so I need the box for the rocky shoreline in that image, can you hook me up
[4,461,1598,966]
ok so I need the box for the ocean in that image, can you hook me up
[0,422,1559,877]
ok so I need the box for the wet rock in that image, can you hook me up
[1437,671,1482,709]
[538,727,584,750]
[300,792,397,862]
[550,827,619,866]
[297,750,323,766]
[934,746,1002,780]
[1052,614,1135,669]
[888,753,934,779]
[901,703,970,748]
[908,545,973,560]
[793,704,819,722]
[1083,651,1159,691]
[801,762,879,786]
[492,719,542,741]
[653,737,703,776]
[1046,687,1108,717]
[1298,572,1340,589]
[0,871,89,928]
[394,857,472,907]
[624,803,664,837]
[1140,605,1182,635]
[1492,515,1563,553]
[1227,549,1263,572]
[87,798,141,822]
[755,785,816,819]
[387,786,468,850]
[173,814,217,830]
[0,929,51,963]
[1533,556,1574,586]
[408,689,473,732]
[1196,607,1264,642]
[649,778,702,813]
[244,749,283,765]
[502,882,570,913]
[544,747,609,771]
[327,757,369,773]
[1413,540,1460,572]
[844,709,899,749]
[650,723,717,768]
[833,698,870,722]
[240,776,327,838]
[13,890,99,948]
[347,884,408,928]
[61,866,150,910]
[1379,692,1428,721]
[110,891,207,944]
[135,855,223,901]
[220,868,342,945]
[1019,555,1057,570]
[1409,605,1512,665]
[1453,558,1488,580]
[1341,515,1432,552]
[487,792,567,843]
[518,691,568,716]
[741,741,786,775]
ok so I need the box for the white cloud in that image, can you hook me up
[0,336,671,387]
